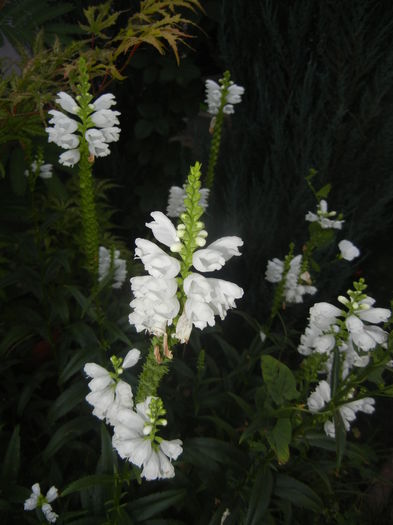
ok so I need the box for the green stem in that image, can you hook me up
[135,342,170,403]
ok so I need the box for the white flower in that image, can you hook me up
[129,275,180,335]
[98,246,127,289]
[42,503,59,523]
[92,93,116,110]
[59,149,80,167]
[309,302,342,330]
[183,273,243,330]
[265,258,284,283]
[166,185,209,217]
[146,211,180,248]
[112,398,183,480]
[24,483,41,511]
[85,129,110,157]
[307,380,331,413]
[339,240,360,261]
[24,484,59,523]
[84,355,139,424]
[192,236,243,272]
[305,200,344,229]
[56,91,80,114]
[134,238,180,279]
[91,108,120,128]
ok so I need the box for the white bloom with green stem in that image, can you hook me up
[305,199,344,230]
[84,349,140,424]
[112,396,183,480]
[24,483,59,523]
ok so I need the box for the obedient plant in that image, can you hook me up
[24,484,59,523]
[82,162,244,481]
[300,278,391,438]
[46,57,121,276]
[204,71,245,189]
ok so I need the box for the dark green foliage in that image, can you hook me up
[210,0,393,315]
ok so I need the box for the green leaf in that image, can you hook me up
[61,474,114,497]
[43,417,93,460]
[316,183,331,199]
[261,355,299,405]
[334,410,347,471]
[128,489,186,521]
[274,474,323,513]
[1,425,20,483]
[47,382,87,423]
[266,418,291,464]
[245,466,273,525]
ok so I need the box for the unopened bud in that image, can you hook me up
[198,229,208,238]
[196,221,204,229]
[337,295,349,306]
[143,424,152,435]
[196,237,206,247]
[170,242,183,253]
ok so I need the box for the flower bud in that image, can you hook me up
[143,424,152,435]
[196,237,206,247]
[337,295,349,306]
[170,242,184,253]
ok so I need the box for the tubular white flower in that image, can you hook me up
[42,503,58,523]
[129,275,180,335]
[309,302,342,330]
[339,240,360,261]
[55,91,80,114]
[146,211,180,248]
[183,273,243,330]
[100,126,121,142]
[192,236,243,272]
[24,483,41,510]
[307,380,331,413]
[92,93,116,110]
[85,129,111,157]
[91,108,120,128]
[135,238,180,279]
[59,149,80,167]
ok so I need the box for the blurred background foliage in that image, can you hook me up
[1,0,393,523]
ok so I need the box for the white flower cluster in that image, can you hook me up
[24,159,53,179]
[129,211,244,340]
[84,352,182,480]
[98,246,127,289]
[300,289,390,438]
[307,380,375,438]
[166,185,210,218]
[205,78,245,115]
[305,200,344,230]
[46,92,120,167]
[112,396,183,480]
[84,349,140,425]
[24,483,58,523]
[265,254,317,304]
